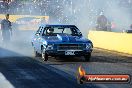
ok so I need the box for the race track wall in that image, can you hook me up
[0,14,49,30]
[0,14,49,22]
[88,31,132,55]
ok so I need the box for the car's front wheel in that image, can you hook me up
[84,53,91,62]
[41,48,48,61]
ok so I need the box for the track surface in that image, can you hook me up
[0,34,132,88]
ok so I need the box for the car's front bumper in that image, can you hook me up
[45,49,92,56]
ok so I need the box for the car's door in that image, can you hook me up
[37,27,45,53]
[33,26,42,52]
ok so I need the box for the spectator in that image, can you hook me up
[96,13,108,31]
[1,14,12,43]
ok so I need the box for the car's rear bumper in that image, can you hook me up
[45,49,92,56]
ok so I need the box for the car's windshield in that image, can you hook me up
[44,26,82,36]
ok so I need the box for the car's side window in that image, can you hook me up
[36,26,41,35]
[40,27,44,36]
[42,27,47,36]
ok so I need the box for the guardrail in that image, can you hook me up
[88,31,132,55]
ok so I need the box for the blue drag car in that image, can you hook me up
[32,24,93,61]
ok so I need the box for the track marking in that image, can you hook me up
[0,72,15,88]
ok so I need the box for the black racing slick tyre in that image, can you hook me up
[84,53,91,62]
[41,48,48,61]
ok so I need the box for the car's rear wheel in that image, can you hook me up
[34,48,39,57]
[84,53,91,62]
[41,47,48,61]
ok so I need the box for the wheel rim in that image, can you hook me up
[42,49,45,59]
[41,48,48,61]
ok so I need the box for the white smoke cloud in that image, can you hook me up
[61,0,132,36]
[0,0,132,57]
